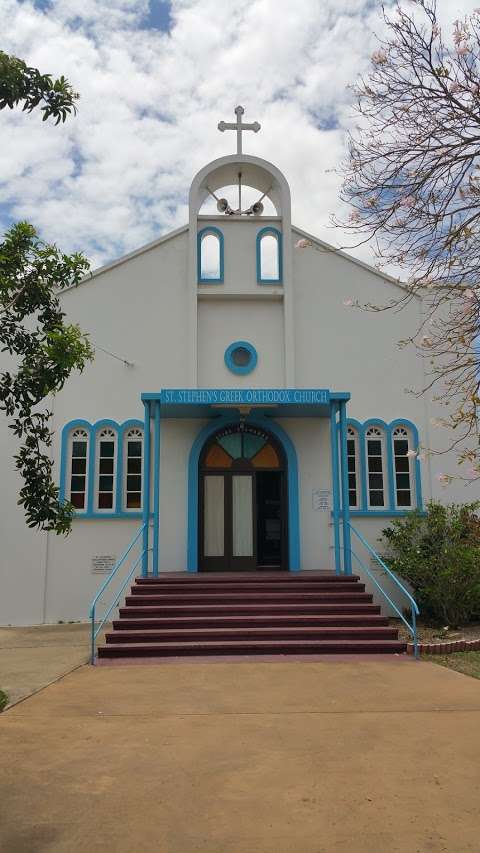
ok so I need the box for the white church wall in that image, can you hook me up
[0,422,47,625]
[197,300,284,387]
[277,418,332,570]
[158,418,206,572]
[55,229,190,425]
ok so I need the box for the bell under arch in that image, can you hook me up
[189,154,291,221]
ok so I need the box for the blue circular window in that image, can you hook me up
[224,341,258,375]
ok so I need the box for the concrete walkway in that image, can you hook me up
[1,658,480,852]
[0,623,92,706]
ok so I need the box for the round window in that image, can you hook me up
[224,341,258,375]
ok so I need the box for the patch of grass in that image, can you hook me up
[425,650,480,680]
[0,690,8,712]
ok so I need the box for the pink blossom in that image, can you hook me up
[464,288,476,300]
[466,467,479,478]
[437,473,451,486]
[349,210,361,223]
[372,50,388,65]
[295,239,313,249]
[406,449,418,458]
[401,195,415,208]
[422,335,433,347]
[457,44,470,56]
[449,82,463,94]
[343,298,354,307]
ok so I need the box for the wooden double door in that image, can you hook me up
[199,425,287,572]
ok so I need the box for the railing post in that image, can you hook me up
[91,603,96,664]
[329,401,341,575]
[142,400,152,576]
[339,400,352,575]
[152,401,161,577]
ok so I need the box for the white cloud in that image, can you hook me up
[0,0,470,269]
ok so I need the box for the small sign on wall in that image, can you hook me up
[312,489,330,512]
[91,555,116,574]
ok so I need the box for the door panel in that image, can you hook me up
[203,475,225,557]
[232,476,254,557]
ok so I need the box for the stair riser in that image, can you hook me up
[124,594,373,605]
[98,643,406,658]
[106,629,398,643]
[113,616,389,629]
[135,575,360,585]
[119,604,382,617]
[131,585,365,596]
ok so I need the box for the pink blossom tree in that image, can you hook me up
[335,0,480,478]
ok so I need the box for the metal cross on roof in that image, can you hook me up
[218,106,261,155]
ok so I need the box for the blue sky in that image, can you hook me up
[1,0,477,269]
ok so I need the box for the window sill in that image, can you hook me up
[72,512,144,520]
[345,510,426,518]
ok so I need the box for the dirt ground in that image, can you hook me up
[1,656,480,853]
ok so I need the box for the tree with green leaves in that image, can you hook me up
[0,52,93,534]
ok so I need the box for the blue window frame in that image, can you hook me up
[60,419,144,519]
[224,341,258,375]
[256,226,283,283]
[345,418,423,516]
[197,226,224,283]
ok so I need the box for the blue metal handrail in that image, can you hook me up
[89,523,149,664]
[348,522,420,658]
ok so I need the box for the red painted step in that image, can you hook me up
[135,573,361,584]
[119,603,382,617]
[105,626,398,643]
[131,582,365,595]
[98,638,407,658]
[113,614,390,630]
[124,592,373,606]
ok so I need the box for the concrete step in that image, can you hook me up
[131,581,365,595]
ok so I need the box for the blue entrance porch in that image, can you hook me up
[140,388,352,577]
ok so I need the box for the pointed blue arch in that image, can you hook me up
[187,414,300,572]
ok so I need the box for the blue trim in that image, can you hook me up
[256,226,283,284]
[224,340,258,376]
[60,418,144,520]
[339,401,352,575]
[152,402,161,576]
[142,402,151,576]
[197,226,224,283]
[187,415,300,573]
[349,510,427,518]
[346,417,423,516]
[329,402,341,575]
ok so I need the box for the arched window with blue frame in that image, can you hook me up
[198,226,224,283]
[256,227,282,283]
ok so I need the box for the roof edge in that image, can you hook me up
[61,224,189,294]
[291,225,418,297]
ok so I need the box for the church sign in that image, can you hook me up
[160,388,330,406]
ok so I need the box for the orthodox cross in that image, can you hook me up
[218,105,261,155]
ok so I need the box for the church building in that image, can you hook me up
[0,108,462,656]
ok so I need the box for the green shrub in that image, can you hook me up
[381,501,480,626]
[0,690,8,712]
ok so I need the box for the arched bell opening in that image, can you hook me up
[198,422,288,572]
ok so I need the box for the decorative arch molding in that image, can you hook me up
[256,226,283,283]
[347,417,423,515]
[187,415,300,572]
[59,418,144,518]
